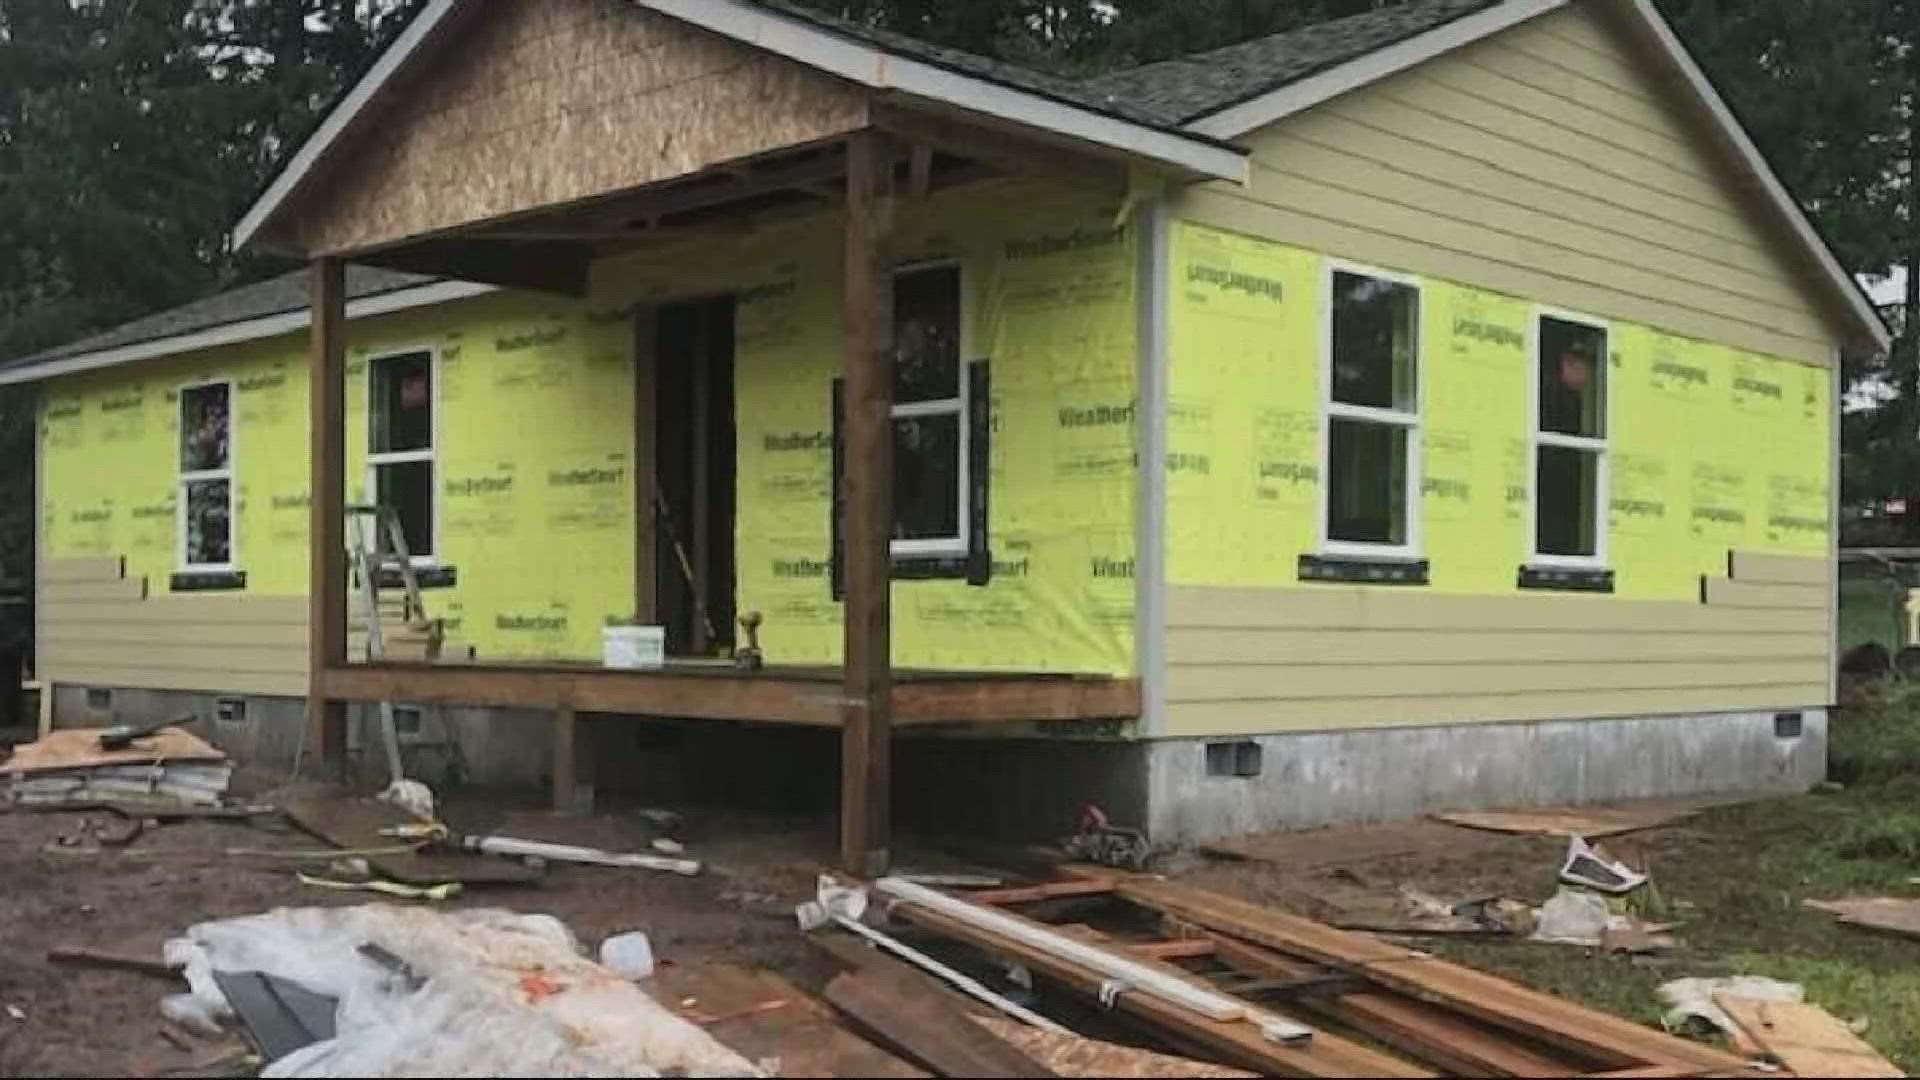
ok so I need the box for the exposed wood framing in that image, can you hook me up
[307,258,348,766]
[315,664,1139,728]
[875,105,1129,198]
[840,129,897,877]
[690,307,714,656]
[633,307,660,625]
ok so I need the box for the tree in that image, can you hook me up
[1655,0,1920,533]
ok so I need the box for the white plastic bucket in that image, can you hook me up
[602,625,665,670]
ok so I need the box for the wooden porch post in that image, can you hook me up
[840,130,895,876]
[308,258,348,768]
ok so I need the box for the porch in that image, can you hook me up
[242,0,1241,872]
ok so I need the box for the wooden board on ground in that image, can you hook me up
[648,964,924,1079]
[1433,795,1767,839]
[1117,879,1751,1074]
[5,726,224,774]
[1712,994,1902,1078]
[1804,897,1920,940]
[1201,820,1506,868]
[892,900,1435,1078]
[970,1015,1256,1078]
[825,967,1054,1078]
[282,797,540,886]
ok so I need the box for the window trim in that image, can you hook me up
[176,378,237,574]
[1317,260,1425,562]
[1527,306,1611,571]
[890,258,971,561]
[364,345,442,567]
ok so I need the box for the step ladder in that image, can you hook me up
[346,503,467,786]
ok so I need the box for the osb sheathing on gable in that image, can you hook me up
[286,0,870,256]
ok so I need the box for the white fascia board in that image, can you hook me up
[1625,0,1890,353]
[1187,0,1567,139]
[230,0,465,252]
[0,280,496,387]
[637,0,1248,184]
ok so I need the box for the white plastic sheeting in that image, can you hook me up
[167,904,761,1077]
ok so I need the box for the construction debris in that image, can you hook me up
[598,931,656,979]
[166,904,761,1075]
[1657,975,1803,1036]
[969,1015,1257,1079]
[825,967,1053,1078]
[1558,835,1650,894]
[871,873,1761,1078]
[294,871,460,900]
[47,946,183,980]
[1714,993,1903,1078]
[1805,896,1920,940]
[7,726,230,806]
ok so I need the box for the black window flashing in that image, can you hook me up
[170,570,247,592]
[1518,565,1615,593]
[1299,554,1429,586]
[376,564,458,590]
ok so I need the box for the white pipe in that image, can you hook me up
[829,914,1070,1034]
[876,877,1314,1041]
[463,834,700,876]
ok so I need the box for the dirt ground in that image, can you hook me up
[0,768,876,1077]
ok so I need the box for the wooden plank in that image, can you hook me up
[648,963,925,1079]
[47,946,182,980]
[552,701,577,814]
[970,1015,1256,1078]
[282,796,540,885]
[1433,798,1721,839]
[1803,897,1920,940]
[893,902,1431,1079]
[1701,578,1826,611]
[1128,939,1218,961]
[1728,551,1829,587]
[40,557,124,585]
[6,726,224,775]
[825,968,1055,1078]
[1209,934,1587,1078]
[690,301,713,656]
[840,128,896,877]
[1712,995,1901,1079]
[894,677,1140,725]
[967,878,1117,906]
[309,257,348,767]
[40,595,309,625]
[1117,880,1748,1073]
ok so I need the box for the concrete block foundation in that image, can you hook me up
[47,688,1825,848]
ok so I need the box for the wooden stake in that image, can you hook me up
[307,258,348,768]
[839,130,896,877]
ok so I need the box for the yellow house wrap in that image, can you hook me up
[37,180,1138,690]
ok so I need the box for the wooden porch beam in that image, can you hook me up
[307,258,348,769]
[874,106,1129,198]
[840,128,897,878]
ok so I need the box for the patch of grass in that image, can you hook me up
[1423,696,1920,1072]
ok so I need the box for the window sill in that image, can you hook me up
[890,550,991,585]
[1518,565,1614,593]
[376,564,458,590]
[171,570,246,592]
[1299,554,1429,586]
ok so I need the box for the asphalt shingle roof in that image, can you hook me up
[1083,0,1501,124]
[4,265,439,371]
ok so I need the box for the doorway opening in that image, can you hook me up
[650,297,736,657]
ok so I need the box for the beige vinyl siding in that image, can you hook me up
[39,558,309,697]
[1164,550,1830,737]
[1173,3,1841,367]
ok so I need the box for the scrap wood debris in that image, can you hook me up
[820,871,1769,1079]
[1804,896,1920,940]
[1713,993,1902,1078]
[6,725,231,806]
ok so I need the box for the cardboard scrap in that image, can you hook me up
[970,1015,1257,1079]
[1804,897,1920,940]
[1712,994,1901,1078]
[5,726,224,775]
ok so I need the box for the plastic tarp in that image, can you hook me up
[166,904,761,1077]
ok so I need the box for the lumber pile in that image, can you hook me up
[845,871,1779,1079]
[6,726,231,805]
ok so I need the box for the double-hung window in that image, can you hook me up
[1322,268,1421,557]
[368,350,437,562]
[891,263,967,558]
[1531,313,1609,566]
[178,382,234,571]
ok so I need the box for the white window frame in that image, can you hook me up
[364,345,441,566]
[1527,307,1611,570]
[177,378,237,573]
[889,258,971,561]
[1318,260,1424,561]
